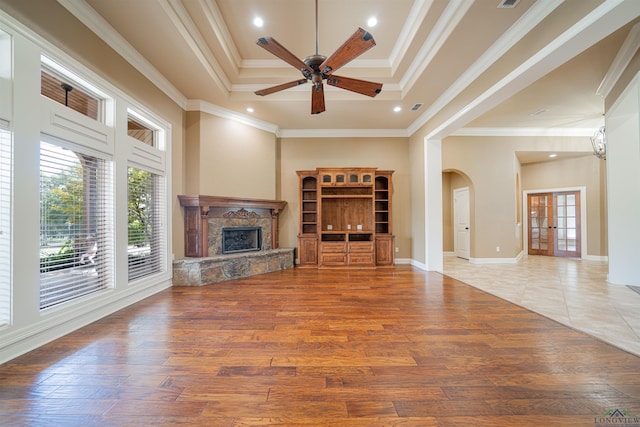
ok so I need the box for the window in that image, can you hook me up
[40,55,111,124]
[0,128,11,326]
[0,28,11,126]
[0,28,11,326]
[128,116,155,146]
[39,139,113,309]
[128,167,165,281]
[41,70,100,120]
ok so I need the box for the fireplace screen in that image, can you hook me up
[222,227,262,254]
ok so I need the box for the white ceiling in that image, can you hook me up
[61,0,640,137]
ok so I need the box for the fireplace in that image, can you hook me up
[222,227,262,254]
[175,195,293,286]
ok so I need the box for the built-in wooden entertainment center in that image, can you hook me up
[297,168,394,268]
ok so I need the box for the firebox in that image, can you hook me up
[222,227,262,254]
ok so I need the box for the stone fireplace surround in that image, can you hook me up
[173,195,294,286]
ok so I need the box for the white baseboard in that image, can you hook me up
[470,256,519,264]
[583,255,608,262]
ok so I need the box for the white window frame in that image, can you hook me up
[124,106,170,285]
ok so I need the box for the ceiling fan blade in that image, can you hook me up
[326,75,382,97]
[255,79,308,96]
[257,37,313,73]
[319,28,376,75]
[311,84,325,114]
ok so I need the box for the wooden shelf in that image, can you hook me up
[297,168,394,268]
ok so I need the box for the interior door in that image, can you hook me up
[528,193,553,256]
[527,191,581,258]
[554,191,581,258]
[453,187,470,260]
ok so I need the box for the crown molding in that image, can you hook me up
[596,22,640,97]
[201,0,242,72]
[187,99,279,135]
[278,128,409,139]
[388,0,433,75]
[241,58,390,70]
[186,100,410,138]
[451,127,597,137]
[160,0,231,92]
[56,0,188,109]
[400,0,473,95]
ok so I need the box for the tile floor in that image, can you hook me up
[443,255,640,357]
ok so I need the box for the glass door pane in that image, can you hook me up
[554,191,580,257]
[528,194,552,255]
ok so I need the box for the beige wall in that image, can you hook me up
[278,137,411,259]
[442,135,604,259]
[185,111,277,200]
[522,155,606,256]
[443,137,520,258]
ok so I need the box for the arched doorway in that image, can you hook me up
[443,170,474,260]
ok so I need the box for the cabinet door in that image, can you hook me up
[360,172,373,185]
[298,237,318,266]
[333,172,346,185]
[375,235,395,266]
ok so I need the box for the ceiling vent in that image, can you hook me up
[410,103,423,111]
[497,0,520,8]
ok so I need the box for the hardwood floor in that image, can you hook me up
[1,266,639,426]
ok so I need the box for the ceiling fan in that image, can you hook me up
[255,0,383,114]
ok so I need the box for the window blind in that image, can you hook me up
[128,166,165,281]
[39,140,113,309]
[0,128,11,325]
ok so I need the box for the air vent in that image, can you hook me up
[497,0,520,8]
[410,103,423,111]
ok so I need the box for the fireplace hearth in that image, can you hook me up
[222,227,262,254]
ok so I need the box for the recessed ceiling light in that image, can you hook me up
[253,17,264,27]
[367,17,378,27]
[246,107,254,113]
[393,106,402,112]
[548,153,557,158]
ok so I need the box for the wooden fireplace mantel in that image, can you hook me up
[178,195,287,257]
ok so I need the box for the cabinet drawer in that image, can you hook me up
[348,242,374,253]
[321,254,348,266]
[321,242,347,253]
[348,253,375,266]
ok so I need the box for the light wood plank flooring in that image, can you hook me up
[1,266,639,426]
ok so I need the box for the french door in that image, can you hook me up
[528,191,581,258]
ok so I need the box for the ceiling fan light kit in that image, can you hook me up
[255,0,383,114]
